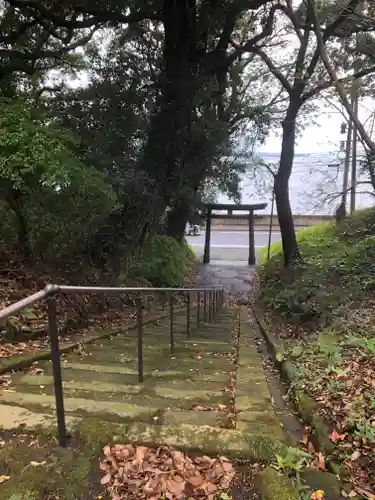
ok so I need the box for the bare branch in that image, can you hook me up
[252,48,293,93]
[309,0,375,152]
[303,0,362,83]
[303,64,375,100]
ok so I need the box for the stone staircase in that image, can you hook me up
[0,307,286,460]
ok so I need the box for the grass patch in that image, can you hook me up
[0,419,121,500]
[259,208,375,323]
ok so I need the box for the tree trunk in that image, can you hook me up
[137,0,197,206]
[275,98,301,266]
[7,191,32,264]
[165,199,191,240]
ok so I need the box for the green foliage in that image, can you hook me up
[127,235,195,287]
[0,98,83,192]
[259,209,375,322]
[274,447,311,473]
[316,330,341,360]
[0,169,117,263]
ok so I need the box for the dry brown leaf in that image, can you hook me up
[0,475,10,484]
[316,452,326,471]
[100,473,111,485]
[103,445,111,457]
[350,450,361,461]
[216,404,228,411]
[186,472,205,488]
[329,430,347,443]
[166,476,185,497]
[354,487,375,500]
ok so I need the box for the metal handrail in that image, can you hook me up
[0,283,225,447]
[0,284,223,321]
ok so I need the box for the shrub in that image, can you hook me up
[127,235,195,287]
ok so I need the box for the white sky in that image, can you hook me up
[262,97,375,154]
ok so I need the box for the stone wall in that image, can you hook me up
[211,214,333,231]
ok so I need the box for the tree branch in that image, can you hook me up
[303,0,362,83]
[309,0,375,152]
[253,48,293,94]
[6,0,161,27]
[302,64,375,100]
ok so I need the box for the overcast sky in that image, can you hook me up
[262,97,375,155]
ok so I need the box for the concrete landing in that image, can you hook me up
[195,263,255,296]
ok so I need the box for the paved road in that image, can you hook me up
[187,230,282,262]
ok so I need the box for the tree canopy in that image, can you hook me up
[0,0,374,269]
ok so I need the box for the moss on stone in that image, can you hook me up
[122,422,286,461]
[155,387,224,401]
[235,395,272,412]
[163,410,225,427]
[301,469,341,498]
[294,390,334,454]
[257,467,300,500]
[0,392,158,422]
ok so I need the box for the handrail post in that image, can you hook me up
[186,292,191,338]
[169,293,174,353]
[136,296,143,383]
[214,290,217,318]
[203,291,207,323]
[209,290,212,321]
[197,291,200,328]
[47,295,67,447]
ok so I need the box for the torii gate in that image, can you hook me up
[202,203,267,265]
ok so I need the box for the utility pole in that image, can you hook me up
[350,87,359,214]
[341,105,353,213]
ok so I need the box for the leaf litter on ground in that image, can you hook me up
[99,444,235,500]
[259,299,375,499]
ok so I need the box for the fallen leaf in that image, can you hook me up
[317,452,326,470]
[0,475,10,484]
[30,460,47,467]
[354,488,375,500]
[350,450,361,461]
[311,490,325,499]
[329,430,347,443]
[216,404,228,411]
[300,430,309,445]
[100,473,111,485]
[103,445,111,457]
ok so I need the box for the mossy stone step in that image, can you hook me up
[154,386,227,401]
[13,382,228,408]
[15,384,225,409]
[0,404,286,462]
[61,361,138,375]
[28,365,231,388]
[0,392,158,422]
[14,374,227,393]
[235,395,273,412]
[15,375,143,394]
[163,409,226,427]
[236,411,284,440]
[63,354,233,373]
